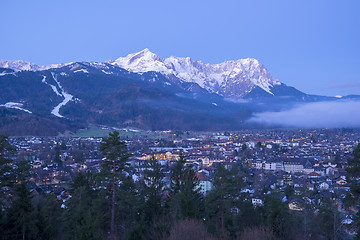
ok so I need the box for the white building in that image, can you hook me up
[283,161,304,173]
[252,197,264,207]
[195,171,213,196]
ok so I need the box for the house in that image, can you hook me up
[334,184,350,191]
[303,167,315,174]
[57,189,71,201]
[264,161,277,171]
[201,157,210,166]
[282,159,304,173]
[306,183,314,191]
[303,159,315,174]
[246,141,256,149]
[253,160,264,169]
[195,172,212,196]
[313,166,325,176]
[322,162,337,168]
[252,196,264,207]
[293,178,305,188]
[264,160,283,171]
[325,166,335,176]
[241,186,254,194]
[319,182,330,190]
[308,171,321,179]
[336,178,347,185]
[288,199,304,211]
[294,186,303,195]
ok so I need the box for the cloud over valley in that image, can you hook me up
[249,100,360,128]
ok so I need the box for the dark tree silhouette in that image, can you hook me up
[100,131,131,240]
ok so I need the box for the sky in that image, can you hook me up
[1,0,359,97]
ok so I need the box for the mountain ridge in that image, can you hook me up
[0,50,357,136]
[1,49,286,98]
[108,48,282,98]
[0,63,252,135]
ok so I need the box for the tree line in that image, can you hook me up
[0,131,359,240]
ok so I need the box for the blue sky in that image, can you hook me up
[1,0,359,96]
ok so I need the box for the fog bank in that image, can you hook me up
[249,100,360,128]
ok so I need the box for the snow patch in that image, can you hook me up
[41,76,62,96]
[90,62,108,69]
[49,73,74,118]
[0,102,32,114]
[101,69,113,75]
[0,71,16,77]
[51,92,73,118]
[74,69,89,73]
[0,60,72,72]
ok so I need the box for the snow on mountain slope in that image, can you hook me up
[41,76,62,96]
[109,48,281,97]
[49,72,74,118]
[0,70,16,76]
[0,102,32,114]
[1,49,282,98]
[0,60,70,72]
[0,60,42,71]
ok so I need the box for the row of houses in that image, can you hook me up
[251,157,342,176]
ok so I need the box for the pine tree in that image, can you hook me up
[33,194,62,240]
[205,164,242,238]
[99,131,131,240]
[54,144,62,167]
[0,136,38,240]
[142,156,165,221]
[14,160,31,183]
[263,195,291,239]
[133,156,167,239]
[116,175,140,239]
[346,143,360,239]
[0,135,14,215]
[170,154,186,195]
[66,171,101,240]
[176,164,201,219]
[169,155,201,220]
[5,183,34,240]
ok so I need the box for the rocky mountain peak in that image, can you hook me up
[110,50,281,97]
[0,59,41,71]
[0,50,283,98]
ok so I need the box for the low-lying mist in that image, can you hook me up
[249,100,360,128]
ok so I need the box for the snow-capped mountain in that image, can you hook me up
[0,51,353,135]
[108,48,281,98]
[0,59,68,72]
[1,50,294,98]
[0,60,42,71]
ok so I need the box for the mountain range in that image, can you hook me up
[0,49,356,136]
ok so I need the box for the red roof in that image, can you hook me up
[205,166,216,171]
[195,172,209,181]
[309,171,320,176]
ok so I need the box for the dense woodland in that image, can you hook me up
[0,132,359,240]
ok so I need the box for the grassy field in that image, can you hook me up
[73,126,171,139]
[72,126,113,138]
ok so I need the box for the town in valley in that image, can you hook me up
[2,127,359,238]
